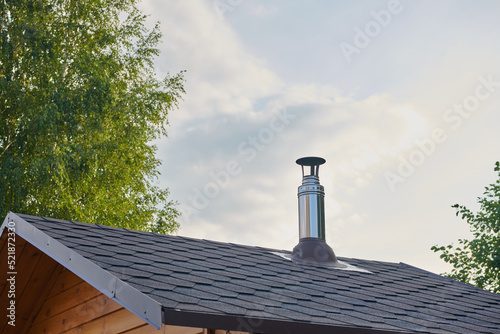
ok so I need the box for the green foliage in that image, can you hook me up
[432,161,500,293]
[0,0,184,233]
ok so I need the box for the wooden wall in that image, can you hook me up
[0,231,250,334]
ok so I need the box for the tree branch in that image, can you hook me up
[0,137,16,158]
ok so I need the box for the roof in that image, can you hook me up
[3,212,500,334]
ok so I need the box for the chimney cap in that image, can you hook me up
[296,156,326,166]
[296,156,326,178]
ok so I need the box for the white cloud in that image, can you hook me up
[141,0,283,126]
[252,4,278,18]
[142,0,500,275]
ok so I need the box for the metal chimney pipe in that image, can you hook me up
[292,157,343,268]
[297,157,326,240]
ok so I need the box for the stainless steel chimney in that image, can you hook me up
[292,157,343,267]
[297,157,326,239]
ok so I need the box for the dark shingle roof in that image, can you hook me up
[10,213,500,333]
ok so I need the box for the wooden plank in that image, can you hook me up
[8,237,40,297]
[32,280,101,325]
[46,267,84,299]
[0,237,42,333]
[119,323,160,334]
[0,230,11,302]
[0,229,8,274]
[62,307,148,334]
[119,323,205,334]
[20,264,64,334]
[0,232,27,333]
[165,325,204,334]
[27,294,122,333]
[119,323,166,334]
[0,228,7,253]
[0,230,27,297]
[15,251,60,330]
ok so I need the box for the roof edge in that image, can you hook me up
[399,262,500,296]
[1,212,162,329]
[162,309,412,334]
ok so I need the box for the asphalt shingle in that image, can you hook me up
[16,213,500,334]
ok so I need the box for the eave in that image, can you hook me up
[162,309,412,334]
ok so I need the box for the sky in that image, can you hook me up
[138,0,500,274]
